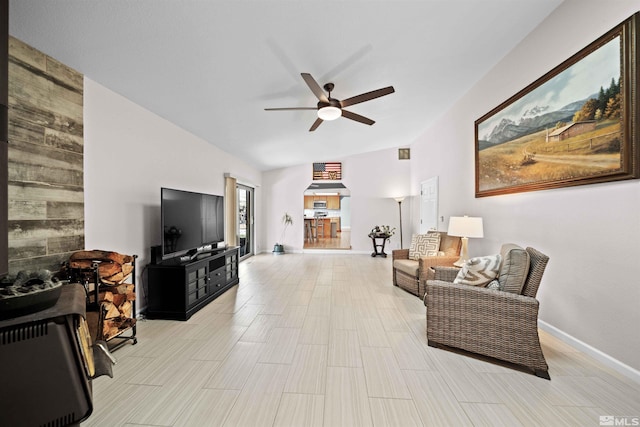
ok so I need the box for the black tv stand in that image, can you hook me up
[146,246,239,320]
[193,247,225,261]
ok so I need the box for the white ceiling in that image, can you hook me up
[9,0,563,171]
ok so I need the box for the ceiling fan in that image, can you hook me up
[265,73,395,131]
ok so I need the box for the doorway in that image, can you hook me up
[420,176,439,233]
[237,184,254,259]
[303,184,351,250]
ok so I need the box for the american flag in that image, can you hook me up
[313,162,342,180]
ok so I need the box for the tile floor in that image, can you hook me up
[84,253,640,426]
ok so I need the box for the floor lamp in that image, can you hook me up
[394,197,405,248]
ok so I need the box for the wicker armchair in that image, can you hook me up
[392,231,461,298]
[425,246,550,379]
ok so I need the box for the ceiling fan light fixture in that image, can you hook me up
[317,106,341,121]
[266,73,394,130]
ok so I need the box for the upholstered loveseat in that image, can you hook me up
[391,231,461,297]
[425,243,550,379]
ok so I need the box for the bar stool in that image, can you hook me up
[305,220,314,242]
[316,218,324,238]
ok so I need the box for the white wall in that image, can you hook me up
[409,0,640,373]
[343,148,412,252]
[340,196,351,229]
[81,0,640,374]
[83,78,262,309]
[261,163,309,253]
[261,147,412,253]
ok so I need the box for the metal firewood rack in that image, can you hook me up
[67,255,138,351]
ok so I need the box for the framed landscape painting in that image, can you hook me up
[475,13,639,197]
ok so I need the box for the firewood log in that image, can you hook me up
[102,291,114,303]
[100,316,137,340]
[69,250,133,266]
[103,302,121,319]
[120,301,132,319]
[68,260,126,280]
[110,283,135,294]
[121,317,137,329]
[101,262,121,278]
[102,269,133,285]
[112,293,126,307]
[121,264,134,277]
[67,259,93,270]
[103,321,119,340]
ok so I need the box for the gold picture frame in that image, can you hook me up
[475,13,639,197]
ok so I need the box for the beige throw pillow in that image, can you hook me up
[453,254,502,287]
[409,233,441,260]
[498,244,530,294]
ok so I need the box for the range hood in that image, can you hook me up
[305,183,350,196]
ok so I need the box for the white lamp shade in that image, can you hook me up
[447,216,484,238]
[317,106,341,121]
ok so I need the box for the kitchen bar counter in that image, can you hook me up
[304,217,340,240]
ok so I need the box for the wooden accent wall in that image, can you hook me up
[7,37,84,274]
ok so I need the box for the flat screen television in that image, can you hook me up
[161,187,224,260]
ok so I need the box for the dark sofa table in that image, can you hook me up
[369,234,391,257]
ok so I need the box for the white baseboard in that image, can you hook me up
[300,249,370,255]
[258,248,374,256]
[538,320,640,384]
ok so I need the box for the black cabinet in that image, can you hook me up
[146,246,239,320]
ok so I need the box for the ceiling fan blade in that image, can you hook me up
[340,86,395,108]
[309,118,323,131]
[265,107,317,111]
[341,110,375,126]
[301,73,329,103]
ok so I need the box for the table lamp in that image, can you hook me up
[447,215,484,267]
